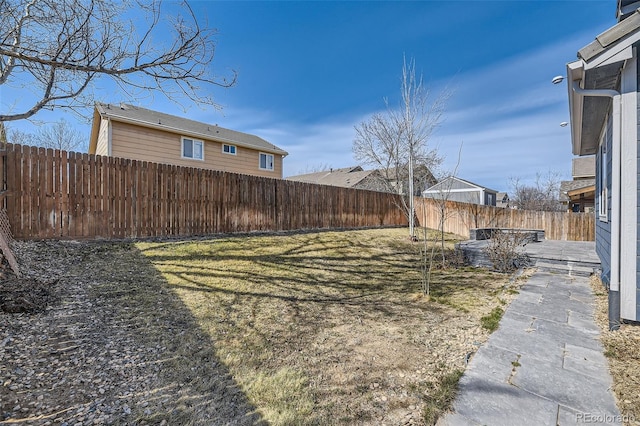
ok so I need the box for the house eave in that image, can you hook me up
[568,61,624,157]
[579,10,640,61]
[567,185,596,198]
[88,106,101,155]
[569,10,640,157]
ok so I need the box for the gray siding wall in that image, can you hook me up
[636,54,640,319]
[484,192,497,206]
[596,113,613,280]
[424,190,481,205]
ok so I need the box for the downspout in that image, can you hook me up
[571,80,621,330]
[107,119,113,157]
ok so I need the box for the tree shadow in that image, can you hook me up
[137,232,444,323]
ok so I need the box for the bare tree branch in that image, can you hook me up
[0,0,236,122]
[4,119,86,151]
[509,171,564,212]
[34,119,86,151]
[353,57,449,235]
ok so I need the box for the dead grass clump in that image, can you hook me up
[422,369,464,425]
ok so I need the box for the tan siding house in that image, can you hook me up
[89,103,288,178]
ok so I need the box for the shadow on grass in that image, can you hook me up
[137,234,451,328]
[124,229,504,424]
[53,241,266,425]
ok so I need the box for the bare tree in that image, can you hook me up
[33,119,86,152]
[353,57,448,238]
[419,144,462,296]
[5,127,36,146]
[296,163,333,175]
[0,0,236,122]
[510,171,563,212]
[3,120,86,151]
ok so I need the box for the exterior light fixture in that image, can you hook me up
[560,122,568,127]
[552,75,565,84]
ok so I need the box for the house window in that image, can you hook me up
[259,153,274,171]
[222,144,236,155]
[182,137,204,160]
[598,130,608,221]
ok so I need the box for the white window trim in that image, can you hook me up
[181,137,204,161]
[222,144,237,155]
[259,152,275,171]
[598,125,608,221]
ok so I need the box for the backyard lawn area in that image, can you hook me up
[1,228,517,425]
[136,228,515,424]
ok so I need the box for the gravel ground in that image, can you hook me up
[0,240,263,425]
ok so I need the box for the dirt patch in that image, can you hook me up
[0,229,518,425]
[590,276,640,426]
[0,277,57,314]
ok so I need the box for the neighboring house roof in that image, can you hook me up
[423,176,499,195]
[496,192,510,208]
[559,179,596,202]
[567,9,640,155]
[567,185,596,198]
[572,156,596,179]
[286,165,436,194]
[89,102,288,156]
[286,166,378,188]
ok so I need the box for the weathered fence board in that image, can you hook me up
[4,144,407,240]
[2,144,595,241]
[414,198,595,241]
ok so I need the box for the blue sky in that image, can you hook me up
[2,1,617,192]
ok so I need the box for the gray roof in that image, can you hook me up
[94,102,288,156]
[559,179,596,202]
[423,176,499,194]
[579,10,640,61]
[286,166,377,188]
[572,156,595,179]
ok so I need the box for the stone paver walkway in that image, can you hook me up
[438,263,622,425]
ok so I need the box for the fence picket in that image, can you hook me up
[414,198,595,242]
[2,143,593,241]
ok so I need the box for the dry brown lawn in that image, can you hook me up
[136,228,515,425]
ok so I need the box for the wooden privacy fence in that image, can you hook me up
[2,144,407,240]
[415,198,595,241]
